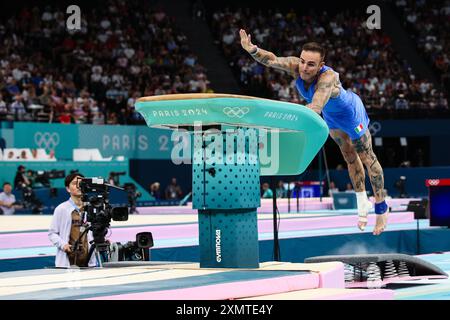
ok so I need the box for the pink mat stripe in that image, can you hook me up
[84,273,320,300]
[0,212,414,250]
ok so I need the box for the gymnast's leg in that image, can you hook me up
[329,129,373,231]
[352,130,388,235]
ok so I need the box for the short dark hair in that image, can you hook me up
[3,182,11,187]
[301,42,326,61]
[64,173,84,188]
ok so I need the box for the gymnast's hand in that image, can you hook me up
[239,29,257,54]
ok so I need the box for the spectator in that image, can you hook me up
[6,151,16,160]
[150,182,162,200]
[48,149,56,160]
[0,94,8,119]
[31,149,38,160]
[261,182,273,198]
[165,177,183,200]
[395,94,409,110]
[20,150,28,160]
[276,180,287,198]
[0,182,22,215]
[345,183,354,192]
[328,181,339,196]
[10,95,27,120]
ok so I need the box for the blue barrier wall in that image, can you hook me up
[0,161,153,201]
[130,159,192,197]
[131,160,450,199]
[303,167,450,198]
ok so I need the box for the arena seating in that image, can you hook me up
[208,6,449,118]
[0,1,212,125]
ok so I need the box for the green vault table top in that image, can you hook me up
[135,93,329,176]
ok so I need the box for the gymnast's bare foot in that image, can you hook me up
[357,200,373,231]
[373,212,388,236]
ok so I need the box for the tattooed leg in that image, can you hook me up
[330,130,365,192]
[352,131,385,203]
[353,130,388,235]
[330,129,372,231]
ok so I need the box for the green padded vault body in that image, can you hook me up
[135,93,329,176]
[136,93,329,268]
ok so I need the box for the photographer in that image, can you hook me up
[26,170,37,188]
[48,173,97,268]
[108,172,116,186]
[14,165,31,190]
[107,171,125,187]
[0,182,23,215]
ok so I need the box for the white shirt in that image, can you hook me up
[0,100,7,113]
[48,198,97,268]
[0,192,16,215]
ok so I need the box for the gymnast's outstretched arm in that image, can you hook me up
[307,70,336,114]
[239,29,300,77]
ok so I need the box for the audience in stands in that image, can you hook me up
[209,6,448,117]
[1,2,447,123]
[0,1,212,125]
[394,0,450,99]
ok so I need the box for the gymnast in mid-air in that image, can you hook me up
[240,29,388,235]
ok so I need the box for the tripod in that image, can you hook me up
[72,225,110,268]
[86,241,110,267]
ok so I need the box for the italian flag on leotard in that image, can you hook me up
[354,123,364,134]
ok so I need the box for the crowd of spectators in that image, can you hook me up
[0,0,211,125]
[394,0,450,100]
[1,1,448,125]
[209,6,448,118]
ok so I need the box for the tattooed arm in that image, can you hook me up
[239,29,299,77]
[307,70,336,114]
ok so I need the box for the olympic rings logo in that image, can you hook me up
[369,121,381,136]
[428,179,440,186]
[34,132,60,150]
[223,107,250,119]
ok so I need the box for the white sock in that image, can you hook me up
[356,191,369,210]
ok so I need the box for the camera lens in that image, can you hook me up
[139,237,148,246]
[136,232,153,248]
